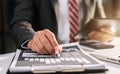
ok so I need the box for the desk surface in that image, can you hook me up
[0,53,14,74]
[0,52,120,74]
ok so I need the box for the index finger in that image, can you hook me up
[44,29,59,48]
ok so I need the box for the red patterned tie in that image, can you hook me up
[69,0,79,42]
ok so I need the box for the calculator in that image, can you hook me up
[9,43,107,74]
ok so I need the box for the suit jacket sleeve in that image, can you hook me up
[95,0,106,18]
[10,0,35,46]
[81,0,106,28]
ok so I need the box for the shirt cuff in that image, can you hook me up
[20,39,31,50]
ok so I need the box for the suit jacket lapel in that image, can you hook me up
[50,0,59,23]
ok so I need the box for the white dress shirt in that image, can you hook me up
[57,0,69,44]
[57,0,82,44]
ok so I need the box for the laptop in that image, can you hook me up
[8,43,107,74]
[79,37,120,64]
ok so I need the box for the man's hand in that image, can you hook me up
[88,28,114,42]
[27,29,62,55]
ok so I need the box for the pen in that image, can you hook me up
[54,46,61,57]
[55,50,61,57]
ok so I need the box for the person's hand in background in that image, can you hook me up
[88,27,114,42]
[27,29,62,55]
[75,19,117,42]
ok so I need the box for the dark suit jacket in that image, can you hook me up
[11,0,59,46]
[10,0,106,46]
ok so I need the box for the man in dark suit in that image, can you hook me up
[10,0,107,55]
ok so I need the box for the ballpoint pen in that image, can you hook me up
[55,49,61,57]
[54,46,61,57]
